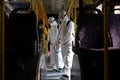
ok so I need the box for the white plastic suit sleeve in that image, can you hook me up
[62,21,74,44]
[47,29,50,42]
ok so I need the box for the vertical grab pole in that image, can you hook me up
[35,0,40,80]
[0,0,4,80]
[103,0,109,80]
[73,0,76,35]
[67,0,75,19]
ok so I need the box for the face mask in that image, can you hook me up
[49,21,55,26]
[49,23,53,26]
[61,15,68,21]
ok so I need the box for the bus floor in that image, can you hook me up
[40,53,81,80]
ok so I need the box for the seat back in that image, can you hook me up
[5,8,37,80]
[76,8,113,49]
[6,8,37,55]
[79,47,120,80]
[76,7,120,80]
[79,47,104,80]
[108,13,120,79]
[109,14,120,48]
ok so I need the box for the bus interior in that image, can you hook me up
[2,0,120,80]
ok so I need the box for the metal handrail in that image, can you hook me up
[36,0,48,28]
[0,0,4,80]
[67,0,77,36]
[36,52,41,80]
[73,0,77,35]
[67,0,75,19]
[35,0,48,80]
[103,0,109,80]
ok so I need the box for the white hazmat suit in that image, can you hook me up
[58,10,75,80]
[47,17,64,71]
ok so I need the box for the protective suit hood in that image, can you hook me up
[58,10,68,21]
[48,17,57,26]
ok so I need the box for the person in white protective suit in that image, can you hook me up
[47,17,64,72]
[58,10,75,80]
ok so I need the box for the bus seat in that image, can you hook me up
[7,8,37,53]
[76,8,113,49]
[79,47,104,80]
[108,13,120,80]
[5,8,37,80]
[79,47,120,80]
[109,14,120,48]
